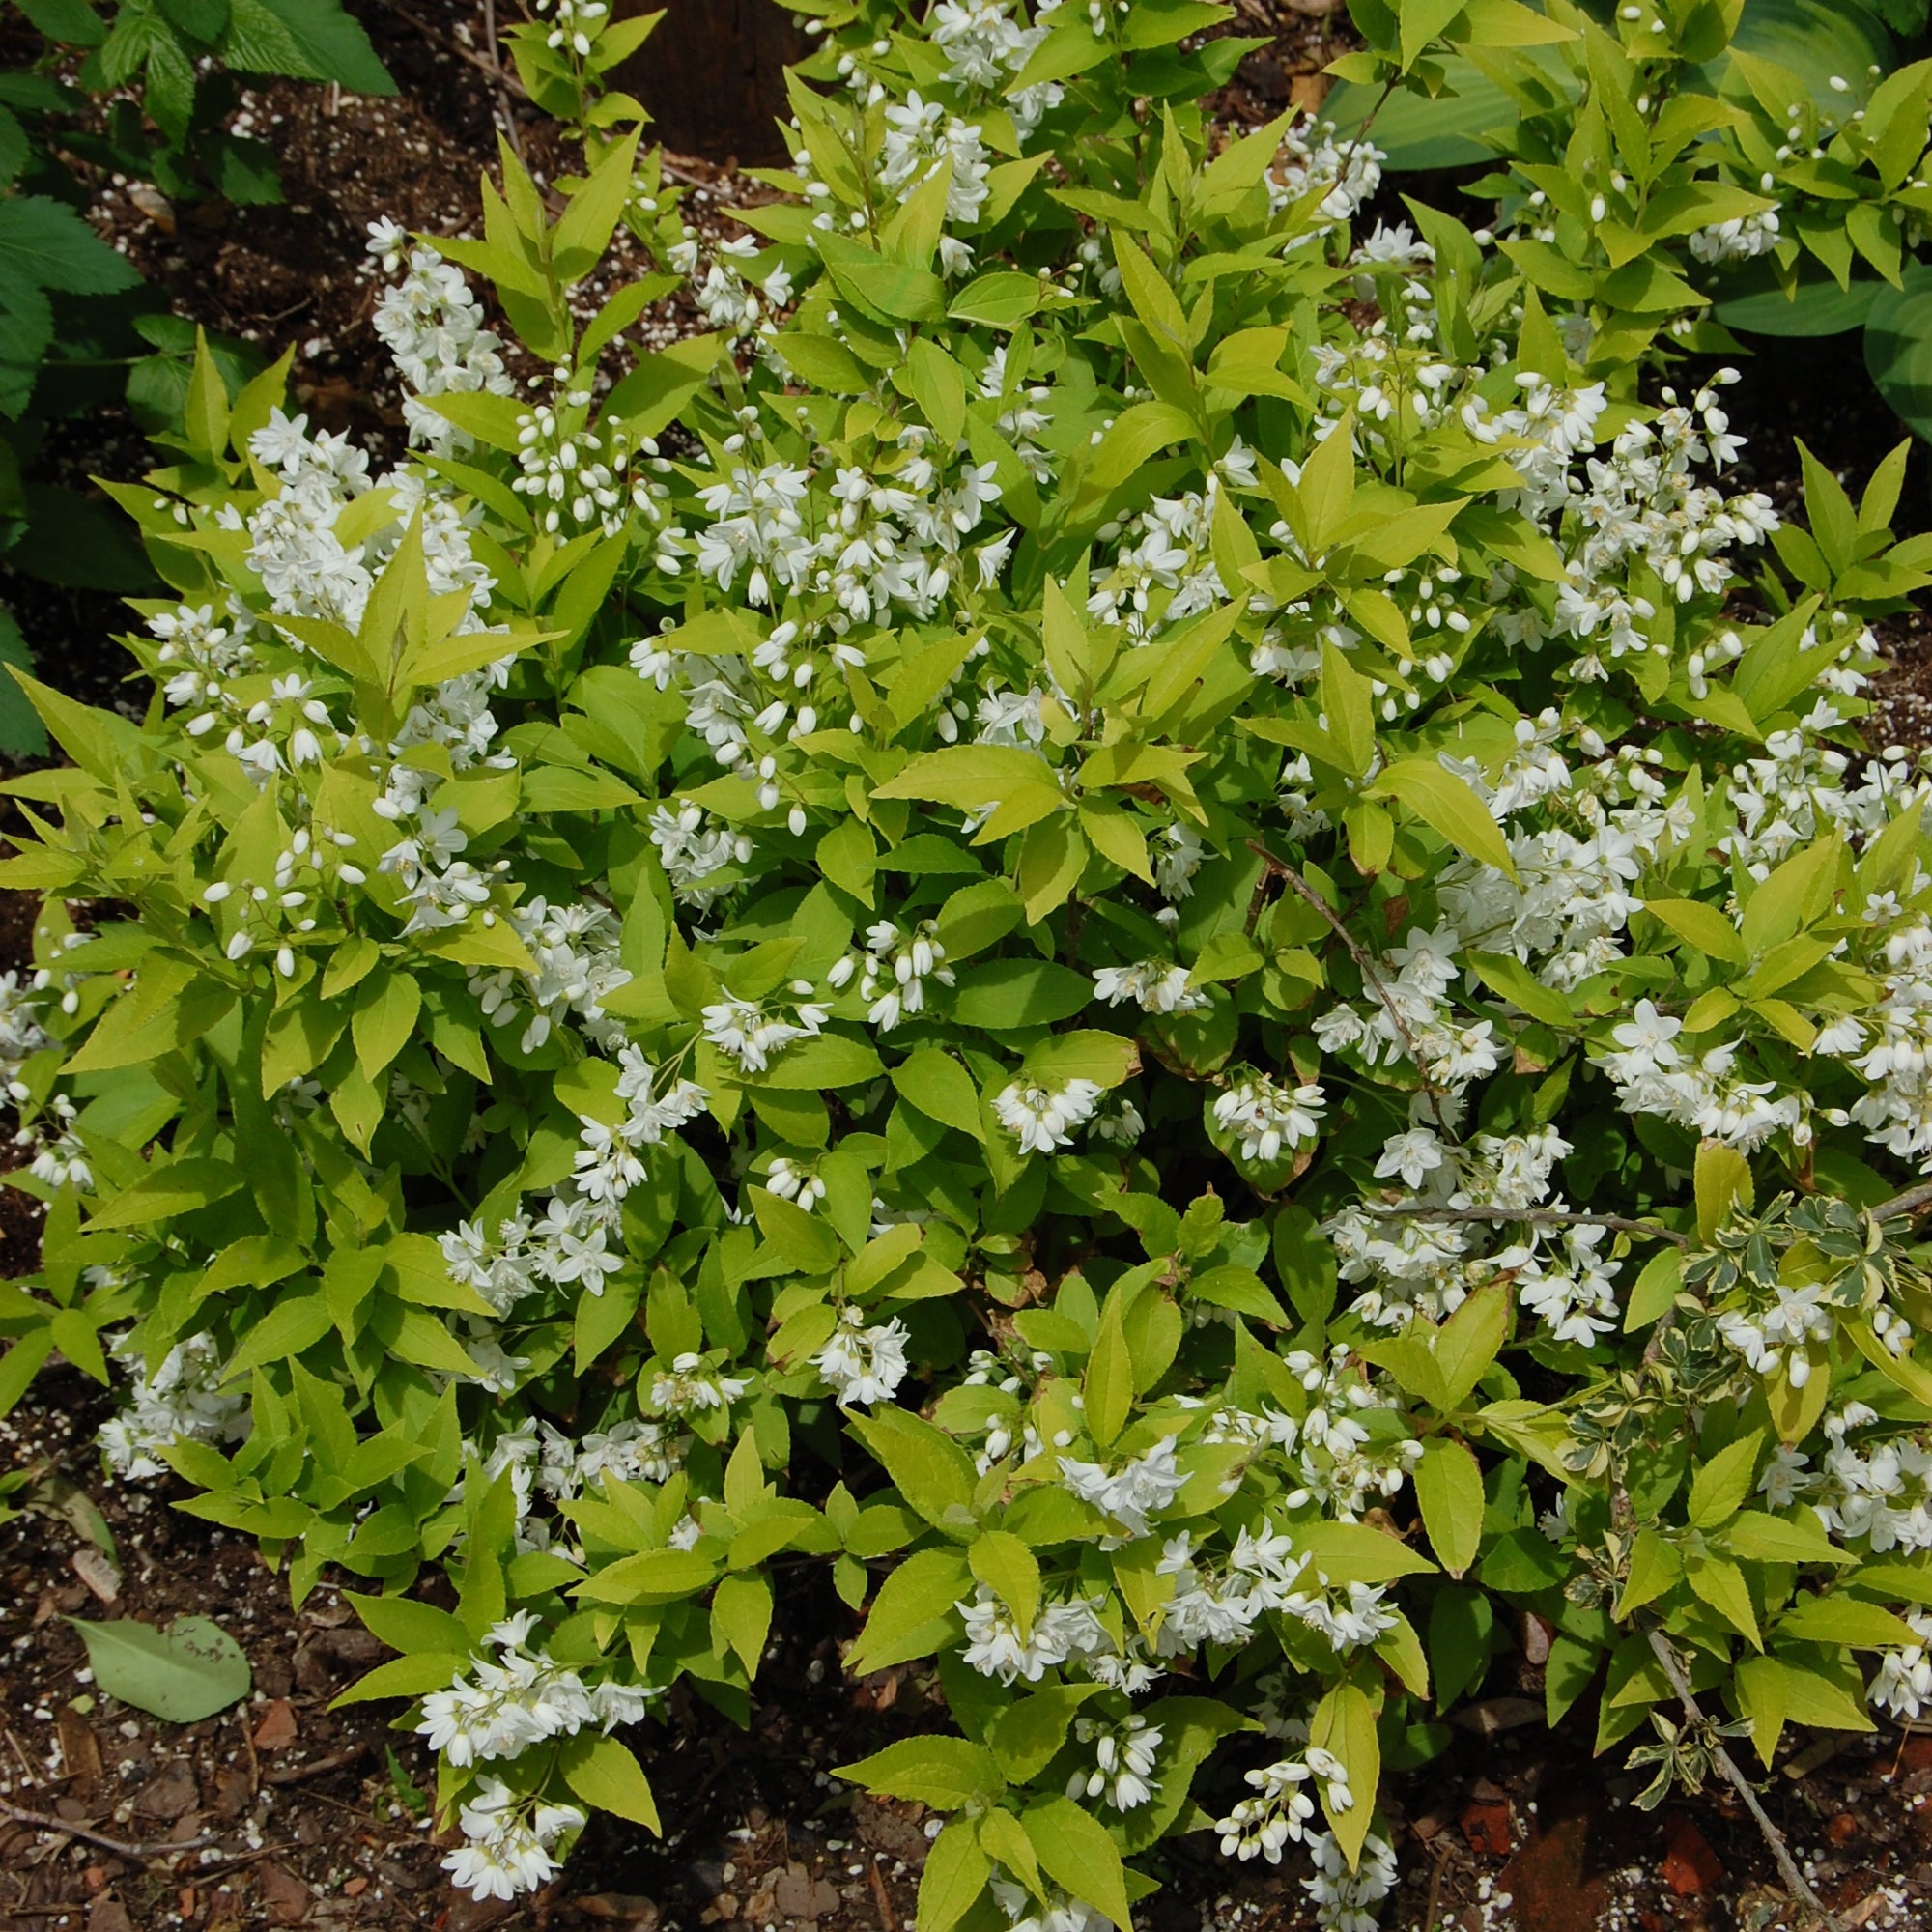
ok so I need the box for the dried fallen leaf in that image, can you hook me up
[575,1895,663,1926]
[57,1704,103,1798]
[71,1548,121,1605]
[88,1896,133,1932]
[127,185,177,234]
[1461,1797,1513,1858]
[257,1860,312,1926]
[253,1698,298,1751]
[1520,1612,1553,1666]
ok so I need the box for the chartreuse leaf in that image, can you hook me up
[989,1683,1105,1782]
[918,1819,990,1932]
[1375,758,1519,881]
[1694,1141,1753,1245]
[1084,1289,1134,1449]
[1023,1795,1134,1931]
[1623,1248,1683,1333]
[850,1407,978,1531]
[1686,1432,1764,1530]
[847,1548,971,1675]
[1412,1438,1485,1577]
[1614,1529,1683,1620]
[1309,1679,1379,1865]
[1434,1281,1509,1412]
[837,1735,1006,1809]
[969,1529,1041,1631]
[559,1732,661,1831]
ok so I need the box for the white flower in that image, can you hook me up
[1374,1127,1445,1190]
[1216,1748,1350,1862]
[994,1077,1104,1153]
[956,1585,1111,1685]
[814,1308,911,1406]
[1057,1435,1187,1540]
[1213,1074,1326,1165]
[441,1777,585,1901]
[1870,1611,1932,1719]
[1303,1829,1398,1932]
[646,1350,751,1417]
[1071,1713,1162,1810]
[1093,959,1208,1014]
[98,1331,249,1481]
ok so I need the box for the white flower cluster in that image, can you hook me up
[534,0,608,58]
[443,1779,587,1903]
[1268,116,1385,224]
[418,1611,654,1771]
[1058,1435,1188,1541]
[1151,1523,1397,1659]
[1097,958,1198,1020]
[702,988,831,1072]
[365,220,515,451]
[1869,1609,1932,1720]
[1794,1411,1932,1555]
[0,968,52,1099]
[513,383,671,538]
[646,1350,753,1419]
[1069,1712,1162,1810]
[1689,206,1781,263]
[1215,1747,1350,1862]
[1330,1126,1606,1335]
[880,91,991,272]
[98,1331,250,1480]
[828,919,954,1031]
[991,1879,1104,1932]
[956,1584,1112,1685]
[1595,997,1803,1158]
[648,801,753,911]
[1305,1829,1400,1932]
[930,0,1064,132]
[483,1415,685,1543]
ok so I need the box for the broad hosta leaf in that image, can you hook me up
[71,1615,251,1722]
[1866,264,1932,440]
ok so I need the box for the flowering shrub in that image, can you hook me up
[9,0,1932,1923]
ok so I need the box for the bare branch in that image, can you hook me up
[1247,840,1454,1136]
[1870,1178,1932,1224]
[1357,1202,1690,1245]
[0,1796,213,1863]
[1643,1632,1843,1932]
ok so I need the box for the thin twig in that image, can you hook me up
[0,1797,213,1863]
[373,0,531,99]
[866,1854,898,1932]
[1247,839,1454,1135]
[1871,1178,1932,1223]
[1359,1203,1690,1244]
[1643,1631,1843,1932]
[193,1841,304,1880]
[263,1741,369,1786]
